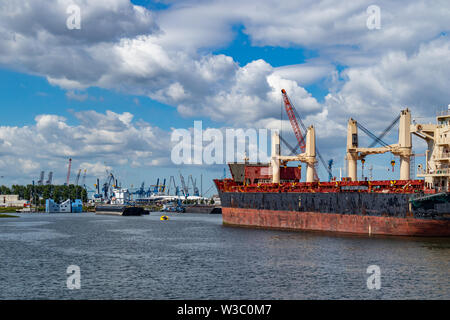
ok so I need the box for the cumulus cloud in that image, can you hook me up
[66,90,89,101]
[0,0,449,181]
[0,0,158,44]
[0,0,329,127]
[0,110,170,184]
[2,0,446,128]
[325,37,450,130]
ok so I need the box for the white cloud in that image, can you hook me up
[1,0,447,129]
[0,0,449,182]
[325,37,450,129]
[66,90,89,101]
[0,110,171,184]
[79,161,112,178]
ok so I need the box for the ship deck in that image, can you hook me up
[214,178,428,194]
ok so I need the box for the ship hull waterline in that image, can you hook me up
[222,207,450,237]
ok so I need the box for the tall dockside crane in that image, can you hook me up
[37,171,45,186]
[188,175,200,197]
[102,173,117,200]
[45,172,53,185]
[167,176,180,196]
[179,173,189,197]
[66,158,72,186]
[81,169,87,187]
[153,178,160,193]
[75,169,82,186]
[160,178,166,193]
[278,89,333,182]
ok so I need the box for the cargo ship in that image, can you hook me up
[214,90,450,237]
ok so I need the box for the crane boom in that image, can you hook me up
[66,158,72,186]
[281,89,333,181]
[81,169,87,187]
[179,172,188,197]
[281,89,306,152]
[188,175,200,196]
[167,176,178,195]
[75,169,82,186]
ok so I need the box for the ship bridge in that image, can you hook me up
[415,109,450,191]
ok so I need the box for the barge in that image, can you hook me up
[95,204,146,216]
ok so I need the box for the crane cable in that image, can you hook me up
[290,102,332,178]
[356,122,390,147]
[368,115,400,148]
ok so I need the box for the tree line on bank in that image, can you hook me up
[0,184,88,204]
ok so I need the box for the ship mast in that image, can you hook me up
[346,109,412,181]
[272,89,317,184]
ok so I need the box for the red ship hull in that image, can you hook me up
[222,207,450,237]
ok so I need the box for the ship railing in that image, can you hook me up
[430,168,450,175]
[433,152,450,159]
[417,167,450,175]
[436,168,450,175]
[437,110,450,117]
[417,167,426,175]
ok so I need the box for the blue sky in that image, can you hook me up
[0,31,332,192]
[0,0,448,194]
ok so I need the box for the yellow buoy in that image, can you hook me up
[160,215,169,221]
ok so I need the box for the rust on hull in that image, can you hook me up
[222,207,450,237]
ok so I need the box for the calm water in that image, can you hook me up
[0,212,449,299]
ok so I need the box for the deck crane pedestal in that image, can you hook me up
[75,169,82,186]
[272,89,317,183]
[66,158,72,186]
[346,109,411,181]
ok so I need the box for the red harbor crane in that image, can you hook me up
[281,89,332,181]
[66,158,72,186]
[281,89,306,153]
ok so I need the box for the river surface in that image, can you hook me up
[0,212,449,299]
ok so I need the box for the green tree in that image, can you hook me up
[0,185,11,195]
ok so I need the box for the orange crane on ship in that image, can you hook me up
[281,89,333,181]
[281,89,306,153]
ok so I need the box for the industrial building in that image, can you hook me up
[45,199,83,213]
[0,195,29,207]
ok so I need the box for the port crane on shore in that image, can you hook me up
[66,158,72,186]
[37,171,45,186]
[188,175,200,197]
[75,169,82,186]
[179,172,189,197]
[45,172,53,185]
[81,170,87,187]
[102,173,118,200]
[167,176,181,196]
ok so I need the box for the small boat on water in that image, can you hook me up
[95,204,146,216]
[161,200,185,213]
